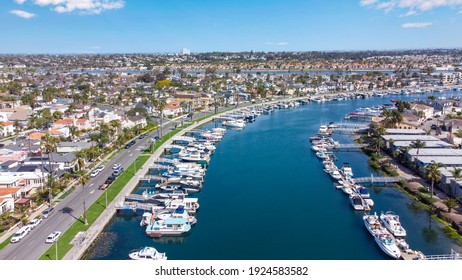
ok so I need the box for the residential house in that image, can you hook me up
[409,103,434,119]
[56,141,94,153]
[1,121,15,137]
[75,118,92,130]
[163,100,183,117]
[0,188,21,214]
[52,118,74,129]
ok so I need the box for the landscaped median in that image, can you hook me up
[39,155,150,260]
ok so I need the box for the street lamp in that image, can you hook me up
[55,238,59,260]
[82,185,87,225]
[105,188,108,209]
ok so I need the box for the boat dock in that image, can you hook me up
[353,176,404,186]
[400,249,462,260]
[148,164,173,171]
[140,175,168,182]
[115,201,156,212]
[155,158,176,165]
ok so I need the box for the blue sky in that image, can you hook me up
[2,0,462,53]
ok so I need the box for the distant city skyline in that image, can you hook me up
[2,0,462,54]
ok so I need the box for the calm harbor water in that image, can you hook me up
[86,92,462,260]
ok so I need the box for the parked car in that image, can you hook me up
[41,207,54,219]
[125,143,132,149]
[90,169,100,178]
[27,218,42,230]
[130,140,136,145]
[112,168,124,177]
[105,175,116,184]
[112,163,121,170]
[96,165,105,172]
[99,183,109,190]
[10,226,31,243]
[139,134,145,139]
[45,231,61,244]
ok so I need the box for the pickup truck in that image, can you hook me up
[99,183,109,190]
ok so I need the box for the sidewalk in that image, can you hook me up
[389,158,462,233]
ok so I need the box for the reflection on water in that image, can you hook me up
[85,232,118,259]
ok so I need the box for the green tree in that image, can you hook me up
[425,161,444,199]
[443,198,458,213]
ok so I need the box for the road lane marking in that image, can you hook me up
[90,190,95,195]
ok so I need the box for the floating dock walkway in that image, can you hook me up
[353,176,404,186]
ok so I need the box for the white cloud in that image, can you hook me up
[15,0,27,4]
[401,22,433,28]
[17,0,124,14]
[264,42,288,46]
[360,0,462,13]
[10,9,36,18]
[360,0,378,6]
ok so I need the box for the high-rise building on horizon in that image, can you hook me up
[181,48,191,55]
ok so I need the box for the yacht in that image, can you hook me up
[224,119,246,129]
[374,231,401,259]
[380,211,407,237]
[145,217,192,237]
[363,212,382,236]
[341,163,354,177]
[128,247,167,260]
[329,169,343,181]
[355,186,370,199]
[140,212,153,227]
[349,193,368,211]
[156,206,197,225]
[318,125,332,136]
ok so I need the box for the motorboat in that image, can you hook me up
[140,212,153,227]
[156,206,197,225]
[164,197,200,214]
[329,169,343,181]
[363,212,382,236]
[145,218,192,237]
[341,185,354,195]
[380,211,407,237]
[349,193,368,211]
[180,178,201,188]
[315,150,329,160]
[341,163,354,177]
[224,119,246,129]
[318,125,332,136]
[356,186,370,199]
[129,247,167,260]
[374,231,401,259]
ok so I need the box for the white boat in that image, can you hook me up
[380,211,407,237]
[140,212,153,227]
[349,193,368,211]
[164,197,200,214]
[129,247,167,260]
[145,217,192,237]
[355,186,370,199]
[341,163,354,177]
[225,119,246,129]
[318,125,332,136]
[156,206,197,225]
[341,186,354,195]
[315,150,329,159]
[180,178,201,187]
[329,169,343,181]
[374,231,401,259]
[364,198,374,207]
[363,212,382,236]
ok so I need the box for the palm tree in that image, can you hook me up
[41,132,59,206]
[443,198,458,213]
[109,119,122,139]
[425,161,444,199]
[75,170,90,225]
[69,126,79,141]
[151,96,167,138]
[450,167,462,181]
[74,150,86,171]
[410,140,426,163]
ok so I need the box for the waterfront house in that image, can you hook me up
[410,103,434,119]
[163,100,183,117]
[415,156,462,169]
[449,179,462,203]
[382,135,443,150]
[406,148,462,163]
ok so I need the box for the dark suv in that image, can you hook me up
[41,207,54,219]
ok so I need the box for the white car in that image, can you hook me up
[10,226,31,243]
[45,231,61,244]
[27,218,42,230]
[112,163,121,170]
[96,165,105,172]
[90,169,100,177]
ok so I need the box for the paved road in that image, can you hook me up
[0,106,231,260]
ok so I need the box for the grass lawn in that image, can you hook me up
[0,234,13,250]
[58,188,75,200]
[40,155,150,260]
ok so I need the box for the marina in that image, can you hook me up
[86,92,462,260]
